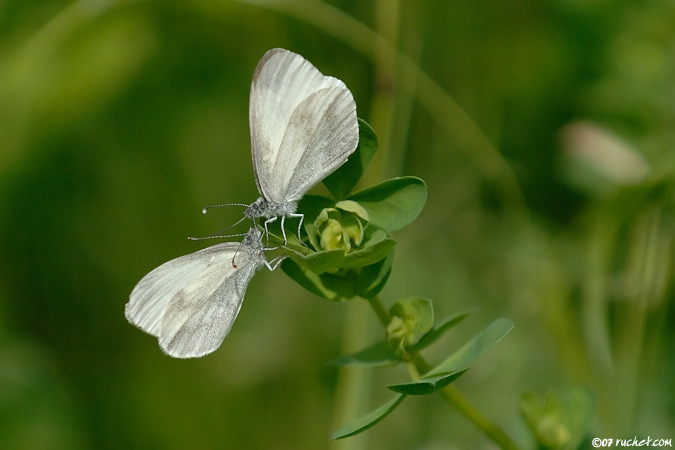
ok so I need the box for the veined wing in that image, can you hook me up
[125,241,263,358]
[125,243,240,337]
[270,85,358,201]
[249,48,358,203]
[158,248,261,358]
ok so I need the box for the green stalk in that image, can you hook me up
[330,300,373,450]
[365,295,391,326]
[437,385,520,450]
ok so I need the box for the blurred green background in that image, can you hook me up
[1,0,673,449]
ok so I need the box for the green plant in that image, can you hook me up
[269,119,517,448]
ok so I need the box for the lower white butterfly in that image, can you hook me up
[125,227,279,358]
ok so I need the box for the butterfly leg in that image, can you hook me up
[264,254,287,271]
[289,213,306,246]
[278,215,289,245]
[263,216,280,246]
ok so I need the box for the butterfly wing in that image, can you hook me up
[158,252,260,359]
[249,48,358,204]
[125,242,261,358]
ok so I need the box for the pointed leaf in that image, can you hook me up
[426,318,514,376]
[324,119,378,199]
[330,341,401,367]
[388,369,468,395]
[330,394,406,440]
[413,307,480,351]
[348,177,427,232]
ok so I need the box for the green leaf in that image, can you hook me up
[355,250,394,299]
[283,246,345,274]
[330,341,401,367]
[341,227,396,269]
[348,177,427,232]
[335,200,370,221]
[323,119,378,200]
[426,318,514,376]
[330,394,406,440]
[280,258,356,301]
[280,258,334,300]
[413,307,480,351]
[317,271,357,299]
[387,369,468,395]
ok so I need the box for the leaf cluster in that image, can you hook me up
[268,119,515,440]
[331,308,513,439]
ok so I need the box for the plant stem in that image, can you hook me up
[437,386,520,450]
[364,295,520,450]
[365,295,390,326]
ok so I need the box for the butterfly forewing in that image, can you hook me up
[249,48,358,204]
[125,243,240,337]
[274,86,358,201]
[158,249,260,358]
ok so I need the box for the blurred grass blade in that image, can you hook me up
[330,394,406,440]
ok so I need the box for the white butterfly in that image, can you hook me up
[125,227,278,358]
[243,48,359,243]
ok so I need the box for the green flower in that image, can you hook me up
[387,297,434,354]
[314,200,370,252]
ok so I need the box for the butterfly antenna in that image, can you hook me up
[187,207,251,241]
[201,203,249,214]
[187,232,247,241]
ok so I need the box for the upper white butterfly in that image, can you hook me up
[244,48,359,241]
